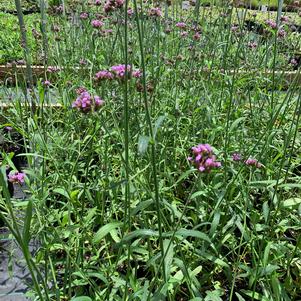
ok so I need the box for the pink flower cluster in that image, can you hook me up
[245,158,262,168]
[277,28,287,38]
[95,70,114,80]
[80,12,89,19]
[148,7,162,17]
[8,171,25,184]
[232,152,262,168]
[95,65,142,80]
[188,144,221,173]
[92,19,104,28]
[265,19,277,29]
[176,22,187,29]
[72,90,104,113]
[104,0,124,13]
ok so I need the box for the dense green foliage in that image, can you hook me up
[0,1,301,300]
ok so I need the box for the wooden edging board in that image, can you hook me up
[0,65,300,85]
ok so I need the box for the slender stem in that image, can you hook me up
[133,0,166,282]
[14,0,34,93]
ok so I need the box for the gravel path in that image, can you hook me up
[0,183,32,300]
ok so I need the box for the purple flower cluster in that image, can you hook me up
[43,80,51,87]
[95,70,114,80]
[265,19,277,29]
[91,19,104,28]
[277,28,287,38]
[111,64,131,77]
[104,0,124,13]
[193,32,201,41]
[8,171,25,184]
[80,12,89,19]
[95,65,142,81]
[245,158,262,168]
[176,22,187,29]
[231,152,262,168]
[72,90,104,113]
[148,7,162,17]
[188,144,221,173]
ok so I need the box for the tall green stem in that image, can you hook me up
[133,0,166,283]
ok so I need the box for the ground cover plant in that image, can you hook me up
[0,0,301,300]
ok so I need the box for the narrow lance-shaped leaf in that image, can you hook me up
[23,200,33,245]
[93,222,123,243]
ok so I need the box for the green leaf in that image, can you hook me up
[53,187,70,200]
[262,202,269,223]
[205,289,223,301]
[209,210,220,237]
[138,135,150,155]
[131,199,153,215]
[22,200,33,245]
[174,229,211,243]
[234,292,246,301]
[93,222,122,243]
[163,239,174,280]
[240,290,270,301]
[282,198,301,208]
[121,229,158,243]
[71,297,92,301]
[191,190,207,199]
[0,166,10,202]
[229,117,245,132]
[260,264,279,276]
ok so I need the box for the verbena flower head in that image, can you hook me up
[277,28,287,38]
[43,80,51,87]
[280,15,289,23]
[188,144,221,173]
[265,19,277,29]
[8,171,25,184]
[193,32,201,40]
[111,64,131,78]
[176,22,187,29]
[290,58,298,66]
[95,70,114,80]
[232,152,242,161]
[180,31,188,37]
[72,90,104,113]
[127,8,134,16]
[80,12,89,19]
[4,126,13,132]
[92,19,104,28]
[104,0,124,13]
[95,0,101,5]
[244,158,262,168]
[148,7,162,17]
[76,87,87,95]
[132,70,142,78]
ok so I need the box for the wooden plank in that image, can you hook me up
[0,65,300,84]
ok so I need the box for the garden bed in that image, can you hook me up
[1,1,301,300]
